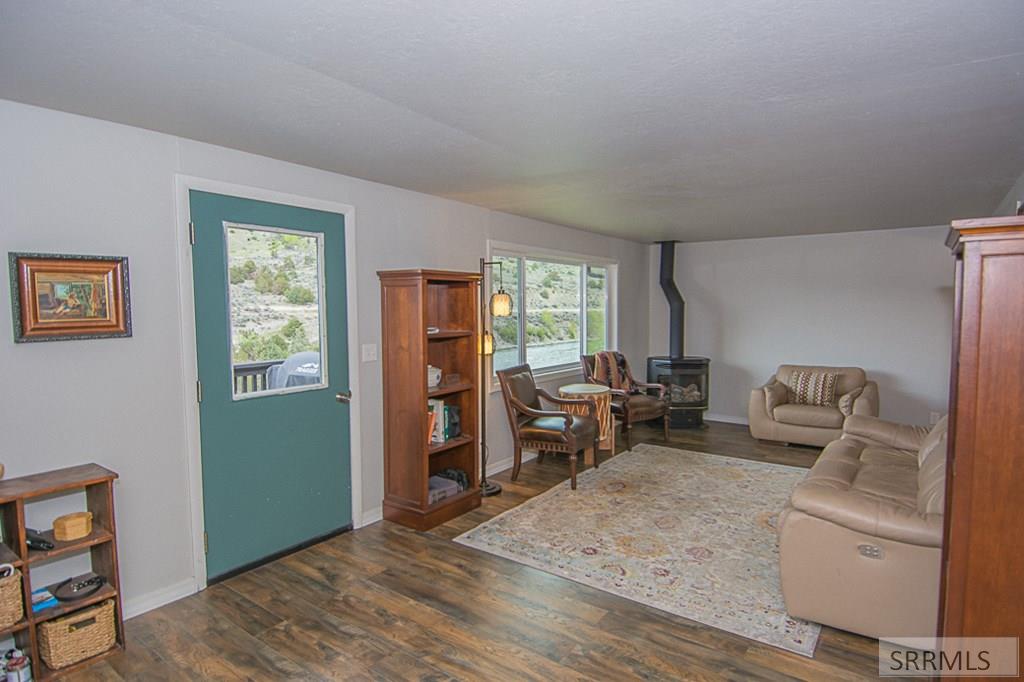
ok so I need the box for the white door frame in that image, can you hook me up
[173,175,362,593]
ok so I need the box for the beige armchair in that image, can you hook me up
[748,364,878,447]
[778,414,947,638]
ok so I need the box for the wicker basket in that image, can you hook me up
[0,568,23,628]
[38,599,116,670]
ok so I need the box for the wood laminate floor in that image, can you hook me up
[66,422,885,681]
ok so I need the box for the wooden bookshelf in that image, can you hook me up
[378,269,482,530]
[0,464,123,679]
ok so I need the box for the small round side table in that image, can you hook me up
[559,383,615,461]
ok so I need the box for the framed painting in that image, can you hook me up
[8,253,132,342]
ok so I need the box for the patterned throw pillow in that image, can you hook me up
[787,371,839,407]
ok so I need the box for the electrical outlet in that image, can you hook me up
[361,343,378,362]
[929,411,941,425]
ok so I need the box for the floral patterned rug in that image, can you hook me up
[454,443,821,656]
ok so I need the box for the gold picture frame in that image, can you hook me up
[9,253,132,342]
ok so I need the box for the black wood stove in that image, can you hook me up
[647,241,710,428]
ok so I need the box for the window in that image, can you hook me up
[225,223,327,398]
[586,265,608,354]
[491,248,615,376]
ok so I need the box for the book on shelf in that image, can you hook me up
[427,398,445,444]
[31,587,57,613]
[427,401,465,445]
[426,410,436,446]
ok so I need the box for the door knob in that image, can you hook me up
[336,390,352,404]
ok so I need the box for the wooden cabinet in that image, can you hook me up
[0,464,123,679]
[940,217,1024,643]
[378,269,481,530]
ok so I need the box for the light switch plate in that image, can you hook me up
[361,343,378,362]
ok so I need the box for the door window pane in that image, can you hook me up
[225,224,327,398]
[586,266,608,354]
[525,259,581,370]
[491,256,520,373]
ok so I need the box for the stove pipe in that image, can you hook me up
[657,240,685,359]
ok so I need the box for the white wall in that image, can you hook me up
[0,100,649,615]
[648,226,953,426]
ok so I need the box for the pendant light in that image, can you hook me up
[489,261,514,318]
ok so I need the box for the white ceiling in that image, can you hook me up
[2,1,1023,242]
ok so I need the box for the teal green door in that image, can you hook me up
[189,190,351,581]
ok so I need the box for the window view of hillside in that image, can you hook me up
[492,255,609,373]
[226,226,323,364]
[525,260,581,368]
[587,265,607,354]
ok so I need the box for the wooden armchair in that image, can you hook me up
[581,353,670,450]
[497,364,600,490]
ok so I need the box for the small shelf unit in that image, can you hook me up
[0,464,123,679]
[379,269,482,530]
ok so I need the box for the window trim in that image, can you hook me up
[486,240,618,390]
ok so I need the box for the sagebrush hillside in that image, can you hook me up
[227,228,322,362]
[492,258,606,356]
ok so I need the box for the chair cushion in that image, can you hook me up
[500,366,541,409]
[859,446,917,467]
[773,403,844,429]
[789,438,941,547]
[520,414,597,444]
[623,393,668,421]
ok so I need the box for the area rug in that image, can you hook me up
[454,443,821,656]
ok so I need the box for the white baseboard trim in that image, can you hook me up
[357,506,383,528]
[488,450,537,476]
[706,412,749,426]
[123,578,196,620]
[124,504,381,620]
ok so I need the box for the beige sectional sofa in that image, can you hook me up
[778,414,947,639]
[749,365,879,447]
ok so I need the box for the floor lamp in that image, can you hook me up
[479,257,513,497]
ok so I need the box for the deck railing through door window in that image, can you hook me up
[233,360,284,394]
